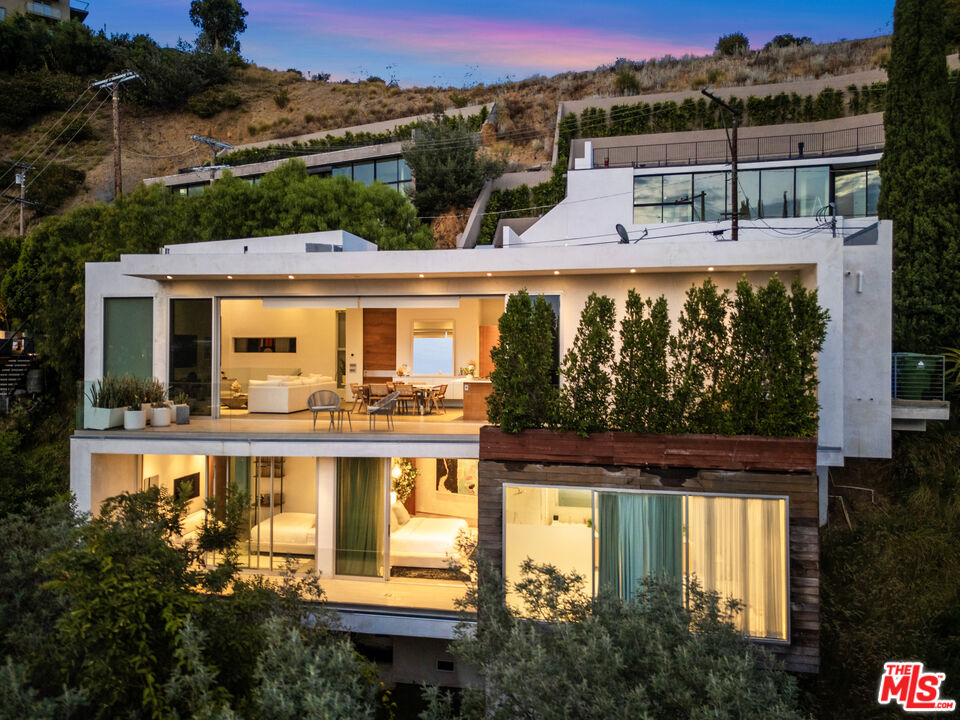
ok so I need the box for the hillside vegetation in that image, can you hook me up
[0,16,891,236]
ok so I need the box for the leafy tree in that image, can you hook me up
[558,293,616,435]
[189,0,248,53]
[668,279,729,433]
[424,559,805,720]
[487,291,558,433]
[402,114,504,217]
[877,0,960,352]
[765,33,814,49]
[613,290,671,433]
[946,0,960,51]
[715,32,750,56]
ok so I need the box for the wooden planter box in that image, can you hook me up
[479,426,817,473]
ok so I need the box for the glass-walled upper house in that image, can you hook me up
[633,164,880,224]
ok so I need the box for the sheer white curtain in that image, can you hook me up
[686,496,787,640]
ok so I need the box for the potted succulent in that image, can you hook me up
[172,390,190,425]
[124,378,148,430]
[84,374,129,430]
[139,378,165,425]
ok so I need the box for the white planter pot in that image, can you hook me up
[140,402,153,425]
[84,406,127,430]
[151,406,171,427]
[173,404,190,425]
[124,409,146,430]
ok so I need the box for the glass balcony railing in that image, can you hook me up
[892,353,945,401]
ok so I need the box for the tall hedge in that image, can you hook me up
[558,293,616,436]
[614,291,671,433]
[878,0,960,352]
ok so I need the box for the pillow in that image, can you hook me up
[267,374,289,382]
[391,501,410,526]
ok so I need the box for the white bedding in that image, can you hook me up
[391,516,469,569]
[250,512,316,555]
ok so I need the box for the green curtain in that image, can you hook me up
[598,493,682,600]
[336,458,383,577]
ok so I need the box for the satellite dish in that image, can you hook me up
[615,224,630,244]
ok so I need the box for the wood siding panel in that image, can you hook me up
[363,309,397,372]
[478,325,499,378]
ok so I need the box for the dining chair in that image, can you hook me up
[307,390,340,431]
[433,384,448,413]
[368,391,399,430]
[396,383,416,415]
[349,383,368,413]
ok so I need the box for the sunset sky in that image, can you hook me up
[91,0,895,86]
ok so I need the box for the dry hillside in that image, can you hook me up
[0,35,890,235]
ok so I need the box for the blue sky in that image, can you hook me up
[90,0,895,87]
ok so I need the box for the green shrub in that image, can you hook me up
[449,92,469,108]
[716,32,750,56]
[613,291,671,433]
[487,291,558,433]
[558,293,616,435]
[0,72,85,129]
[614,68,641,96]
[273,88,290,108]
[219,89,241,109]
[0,161,86,215]
[187,88,223,117]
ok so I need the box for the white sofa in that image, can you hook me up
[247,374,338,414]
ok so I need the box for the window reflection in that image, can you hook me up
[693,172,726,221]
[834,169,867,217]
[734,171,760,220]
[795,167,829,217]
[760,169,794,219]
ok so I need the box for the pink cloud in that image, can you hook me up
[246,2,709,71]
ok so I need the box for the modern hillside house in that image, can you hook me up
[71,113,946,679]
[0,0,89,22]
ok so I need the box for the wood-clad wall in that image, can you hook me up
[478,325,499,378]
[362,308,397,372]
[478,459,820,673]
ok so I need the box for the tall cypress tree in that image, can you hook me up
[878,0,960,352]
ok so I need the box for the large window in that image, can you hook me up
[330,157,413,195]
[834,167,881,218]
[412,320,454,375]
[633,165,840,224]
[169,299,212,415]
[103,298,153,379]
[504,486,788,641]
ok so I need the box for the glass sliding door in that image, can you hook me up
[169,299,212,415]
[104,298,153,379]
[597,492,683,600]
[686,495,787,640]
[336,458,384,577]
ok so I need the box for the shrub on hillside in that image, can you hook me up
[0,72,85,129]
[715,32,750,56]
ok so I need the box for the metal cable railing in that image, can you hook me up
[892,353,945,401]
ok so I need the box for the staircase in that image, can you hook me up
[0,355,35,412]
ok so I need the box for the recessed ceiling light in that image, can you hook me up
[486,272,492,277]
[419,273,424,278]
[288,274,295,279]
[227,275,233,279]
[707,266,715,272]
[166,275,172,280]
[553,270,560,275]
[629,268,637,273]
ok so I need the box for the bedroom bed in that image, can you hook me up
[249,511,316,555]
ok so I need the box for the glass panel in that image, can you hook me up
[661,173,692,203]
[686,495,787,641]
[834,169,867,217]
[398,159,412,181]
[376,158,399,184]
[332,165,351,179]
[732,170,759,219]
[336,458,383,577]
[186,184,206,197]
[662,204,692,223]
[352,162,375,185]
[336,310,346,388]
[760,169,794,219]
[795,167,830,217]
[633,175,662,205]
[693,172,727,221]
[598,493,683,601]
[232,337,297,353]
[503,486,593,610]
[169,299,212,415]
[398,181,413,196]
[103,298,153,379]
[633,204,662,224]
[413,337,453,375]
[389,457,478,580]
[866,169,881,216]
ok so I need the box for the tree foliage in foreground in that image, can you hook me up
[0,490,380,719]
[0,161,432,397]
[878,0,960,352]
[424,558,804,720]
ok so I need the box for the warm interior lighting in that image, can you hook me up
[486,272,492,277]
[390,491,398,504]
[553,270,560,275]
[288,274,295,279]
[165,275,172,280]
[707,266,715,272]
[418,273,425,278]
[392,463,402,479]
[629,268,637,273]
[227,275,233,279]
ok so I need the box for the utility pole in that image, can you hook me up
[91,71,140,200]
[189,135,234,184]
[701,88,742,241]
[15,163,28,238]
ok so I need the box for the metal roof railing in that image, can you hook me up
[590,124,885,170]
[892,353,945,402]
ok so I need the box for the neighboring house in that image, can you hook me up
[71,113,945,679]
[0,0,89,22]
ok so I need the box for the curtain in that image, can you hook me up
[598,493,683,601]
[687,496,786,640]
[336,458,383,577]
